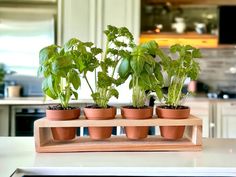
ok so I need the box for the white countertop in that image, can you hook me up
[0,97,134,106]
[0,97,94,105]
[1,137,236,176]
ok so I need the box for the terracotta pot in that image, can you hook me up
[46,108,80,141]
[121,106,153,140]
[84,106,116,140]
[156,106,190,140]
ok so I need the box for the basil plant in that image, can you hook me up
[38,42,81,109]
[118,40,164,108]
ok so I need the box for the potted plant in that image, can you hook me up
[118,40,163,140]
[155,44,202,140]
[69,25,134,140]
[38,41,81,141]
[0,63,6,83]
[0,63,6,98]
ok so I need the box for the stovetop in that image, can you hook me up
[208,91,236,99]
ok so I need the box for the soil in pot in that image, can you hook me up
[121,106,153,140]
[46,105,80,141]
[156,105,190,140]
[83,105,116,140]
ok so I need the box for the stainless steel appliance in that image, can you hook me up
[0,0,57,97]
[0,0,57,76]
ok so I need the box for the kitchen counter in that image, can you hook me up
[1,137,236,176]
[0,97,94,105]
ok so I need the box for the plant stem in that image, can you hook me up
[175,76,186,107]
[103,40,109,61]
[84,74,94,94]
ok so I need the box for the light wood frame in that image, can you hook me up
[34,115,202,153]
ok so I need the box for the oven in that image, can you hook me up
[15,108,46,136]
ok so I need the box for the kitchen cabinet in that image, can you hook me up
[60,0,140,46]
[60,0,140,99]
[185,100,210,138]
[0,106,9,136]
[216,101,236,138]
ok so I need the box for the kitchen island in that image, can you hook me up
[1,137,236,176]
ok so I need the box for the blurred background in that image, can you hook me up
[1,0,236,99]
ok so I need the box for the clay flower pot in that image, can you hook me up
[84,106,116,140]
[156,106,190,140]
[121,106,153,140]
[46,108,80,141]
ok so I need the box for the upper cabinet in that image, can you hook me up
[59,0,140,47]
[58,0,140,100]
[140,0,236,48]
[59,0,236,48]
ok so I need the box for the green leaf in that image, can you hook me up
[91,47,103,55]
[144,55,155,65]
[109,88,119,99]
[45,88,57,99]
[139,72,152,90]
[188,61,200,80]
[69,69,81,90]
[47,75,57,96]
[144,63,153,74]
[185,45,194,50]
[140,40,158,56]
[155,86,163,101]
[72,91,78,100]
[97,72,112,88]
[170,44,181,53]
[91,92,100,104]
[107,48,118,55]
[130,53,144,76]
[54,56,72,68]
[64,38,80,51]
[43,75,59,99]
[154,63,164,85]
[42,79,48,93]
[83,42,94,47]
[76,58,86,73]
[114,77,127,86]
[192,48,202,58]
[104,58,117,67]
[118,58,130,78]
[37,66,43,77]
[39,45,58,65]
[52,56,72,76]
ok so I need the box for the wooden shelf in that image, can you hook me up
[34,115,202,153]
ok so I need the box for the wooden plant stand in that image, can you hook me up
[34,115,202,153]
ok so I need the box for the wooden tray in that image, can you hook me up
[34,115,202,152]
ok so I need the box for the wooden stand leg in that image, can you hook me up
[185,125,202,145]
[35,126,52,152]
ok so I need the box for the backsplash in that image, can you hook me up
[197,48,236,92]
